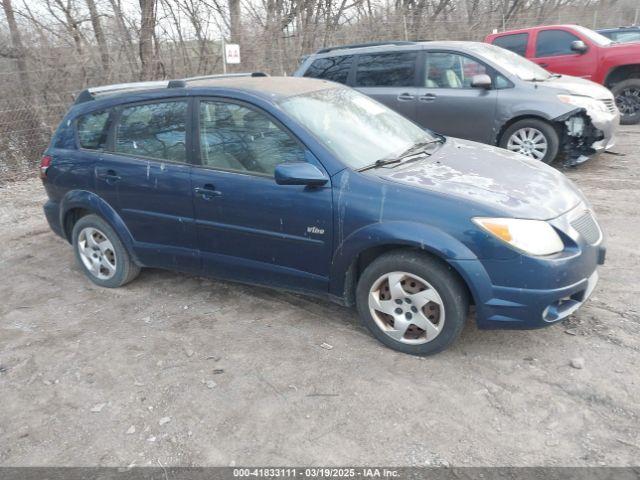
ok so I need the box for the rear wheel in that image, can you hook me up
[72,214,140,288]
[499,118,559,164]
[355,250,468,356]
[612,79,640,125]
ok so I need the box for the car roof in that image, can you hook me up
[309,40,499,58]
[487,24,582,37]
[187,76,336,98]
[74,75,340,108]
[597,26,640,32]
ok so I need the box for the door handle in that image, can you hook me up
[96,169,121,184]
[538,62,549,68]
[194,184,222,200]
[419,94,436,102]
[397,93,415,101]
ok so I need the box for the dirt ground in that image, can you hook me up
[0,126,639,468]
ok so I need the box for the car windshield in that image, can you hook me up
[279,87,435,170]
[466,43,551,81]
[573,25,613,46]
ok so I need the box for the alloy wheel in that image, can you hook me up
[506,127,549,160]
[615,87,640,116]
[368,271,445,345]
[77,227,117,280]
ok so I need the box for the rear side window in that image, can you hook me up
[535,30,580,57]
[493,33,528,56]
[77,110,110,150]
[354,52,417,87]
[114,101,188,162]
[303,56,353,84]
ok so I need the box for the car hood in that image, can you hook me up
[534,75,613,99]
[374,138,584,220]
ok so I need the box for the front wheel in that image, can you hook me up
[499,118,559,164]
[355,250,469,356]
[611,79,640,125]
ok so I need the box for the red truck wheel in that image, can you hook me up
[612,79,640,125]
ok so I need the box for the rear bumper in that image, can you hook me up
[43,200,65,239]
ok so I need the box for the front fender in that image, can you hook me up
[59,190,138,263]
[329,221,478,299]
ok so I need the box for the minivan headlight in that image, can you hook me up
[472,218,564,256]
[557,94,607,113]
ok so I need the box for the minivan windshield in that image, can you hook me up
[279,88,435,170]
[467,43,551,82]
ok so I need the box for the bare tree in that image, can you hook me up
[139,0,158,80]
[108,0,138,72]
[229,0,242,43]
[85,0,110,73]
[1,0,32,98]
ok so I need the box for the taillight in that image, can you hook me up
[40,155,52,179]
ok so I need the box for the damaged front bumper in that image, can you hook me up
[558,106,620,165]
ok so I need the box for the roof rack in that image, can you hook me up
[315,41,416,54]
[182,72,268,83]
[74,72,270,104]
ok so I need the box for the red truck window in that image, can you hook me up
[535,30,580,57]
[493,33,528,56]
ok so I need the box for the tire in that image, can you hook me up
[611,79,640,125]
[355,250,469,356]
[499,118,560,164]
[72,214,140,288]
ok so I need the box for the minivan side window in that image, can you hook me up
[424,52,488,89]
[303,56,353,84]
[77,110,110,150]
[354,52,418,87]
[199,101,304,176]
[535,30,581,57]
[493,33,529,56]
[114,100,188,162]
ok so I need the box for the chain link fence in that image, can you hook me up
[0,4,636,184]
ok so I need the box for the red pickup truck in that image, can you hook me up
[485,24,640,125]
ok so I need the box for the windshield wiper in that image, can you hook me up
[358,138,444,172]
[530,73,561,82]
[396,138,444,160]
[358,158,403,172]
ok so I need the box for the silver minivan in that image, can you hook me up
[294,41,619,164]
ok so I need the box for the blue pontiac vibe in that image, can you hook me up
[41,75,605,355]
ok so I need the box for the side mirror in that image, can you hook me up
[471,74,492,89]
[275,162,328,186]
[570,40,588,54]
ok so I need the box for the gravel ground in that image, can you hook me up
[0,126,639,467]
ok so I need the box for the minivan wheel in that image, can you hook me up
[612,79,640,125]
[499,118,559,164]
[72,214,140,288]
[356,250,468,356]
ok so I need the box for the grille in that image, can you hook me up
[601,99,617,114]
[571,210,601,245]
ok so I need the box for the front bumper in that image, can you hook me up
[451,204,605,329]
[589,108,619,152]
[561,107,619,163]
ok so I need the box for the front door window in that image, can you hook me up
[199,101,304,175]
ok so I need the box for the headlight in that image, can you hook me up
[557,94,608,113]
[473,217,564,256]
